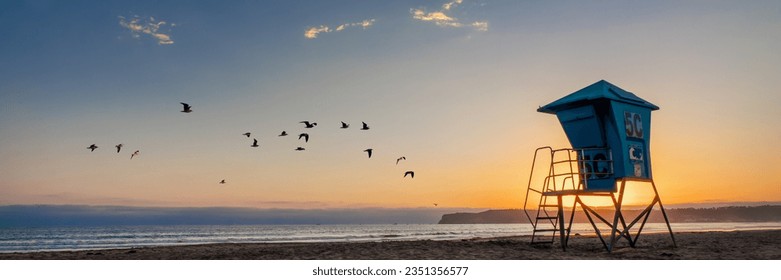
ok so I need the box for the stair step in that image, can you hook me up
[536,216,558,220]
[533,229,559,232]
[539,204,559,208]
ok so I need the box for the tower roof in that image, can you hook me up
[538,80,659,114]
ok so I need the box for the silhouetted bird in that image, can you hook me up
[340,121,349,129]
[279,131,288,137]
[131,150,140,159]
[433,203,438,207]
[180,102,192,113]
[361,122,370,130]
[87,144,98,152]
[295,147,306,151]
[299,133,309,143]
[115,144,123,153]
[404,171,414,178]
[300,121,317,128]
[243,132,251,138]
[364,148,373,158]
[220,179,226,184]
[396,156,406,165]
[251,138,259,147]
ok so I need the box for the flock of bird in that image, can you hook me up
[86,143,139,159]
[86,102,416,186]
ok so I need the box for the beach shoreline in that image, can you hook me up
[0,229,779,260]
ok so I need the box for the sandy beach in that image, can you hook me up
[0,229,778,260]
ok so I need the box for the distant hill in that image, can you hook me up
[438,206,781,224]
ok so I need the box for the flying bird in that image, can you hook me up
[251,138,259,147]
[295,147,306,151]
[299,133,309,143]
[361,122,370,130]
[340,121,349,129]
[300,121,317,128]
[279,131,288,137]
[243,132,251,138]
[130,150,140,159]
[115,144,123,153]
[364,148,373,158]
[180,102,192,113]
[87,144,98,152]
[404,171,414,178]
[396,156,406,165]
[219,179,226,184]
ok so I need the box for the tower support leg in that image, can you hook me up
[557,195,566,251]
[608,179,627,252]
[652,180,677,247]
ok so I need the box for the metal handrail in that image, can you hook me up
[523,146,554,225]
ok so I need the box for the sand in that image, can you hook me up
[0,230,779,260]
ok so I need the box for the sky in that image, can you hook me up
[0,0,779,210]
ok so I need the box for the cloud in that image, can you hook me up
[411,10,461,27]
[304,25,331,39]
[305,19,375,39]
[410,0,487,31]
[119,16,175,45]
[471,21,488,32]
[442,0,463,11]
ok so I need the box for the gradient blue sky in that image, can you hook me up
[1,0,779,208]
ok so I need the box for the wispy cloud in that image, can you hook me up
[411,0,487,31]
[304,19,375,39]
[119,15,175,45]
[304,25,331,39]
[471,21,488,32]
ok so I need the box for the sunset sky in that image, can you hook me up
[1,0,779,209]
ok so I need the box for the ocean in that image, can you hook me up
[1,222,780,253]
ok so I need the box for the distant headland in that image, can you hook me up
[438,205,781,224]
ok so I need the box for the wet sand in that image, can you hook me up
[1,230,779,260]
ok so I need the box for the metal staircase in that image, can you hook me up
[523,147,582,245]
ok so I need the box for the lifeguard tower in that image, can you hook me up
[523,80,676,252]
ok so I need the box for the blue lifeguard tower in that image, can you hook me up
[523,80,676,252]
